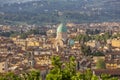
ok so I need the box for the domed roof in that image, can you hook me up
[68,39,75,46]
[57,23,67,33]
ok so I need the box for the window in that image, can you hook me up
[2,68,4,70]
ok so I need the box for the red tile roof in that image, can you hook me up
[93,69,120,76]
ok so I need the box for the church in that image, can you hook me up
[54,23,74,52]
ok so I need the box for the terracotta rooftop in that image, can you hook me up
[93,69,120,76]
[34,64,49,71]
[106,51,120,55]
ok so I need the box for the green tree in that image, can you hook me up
[75,34,91,43]
[92,51,104,56]
[20,33,27,39]
[0,73,7,80]
[91,74,99,80]
[81,45,92,56]
[62,56,76,80]
[46,56,62,80]
[100,74,110,80]
[110,77,119,80]
[46,56,76,80]
[84,69,93,80]
[96,59,106,69]
[5,72,21,80]
[71,72,84,80]
[22,70,41,80]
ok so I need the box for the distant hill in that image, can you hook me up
[0,0,38,4]
[0,0,120,25]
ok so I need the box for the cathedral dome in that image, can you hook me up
[68,39,75,46]
[57,23,67,33]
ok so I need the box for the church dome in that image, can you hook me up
[57,23,67,33]
[68,39,75,46]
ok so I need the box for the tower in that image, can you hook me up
[56,23,67,42]
[54,23,68,51]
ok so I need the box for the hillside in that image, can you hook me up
[0,0,120,25]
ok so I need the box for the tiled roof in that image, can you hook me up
[93,69,120,76]
[106,51,120,55]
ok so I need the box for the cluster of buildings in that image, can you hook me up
[0,22,120,79]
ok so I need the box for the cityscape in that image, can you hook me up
[0,0,120,80]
